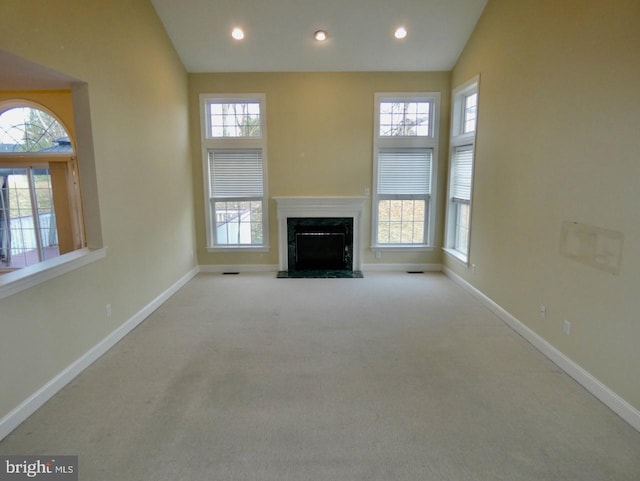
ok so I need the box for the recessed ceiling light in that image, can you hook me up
[231,27,245,40]
[394,26,408,39]
[314,30,328,42]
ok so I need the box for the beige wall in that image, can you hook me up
[446,0,640,410]
[190,72,451,267]
[0,1,195,421]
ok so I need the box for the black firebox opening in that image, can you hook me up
[296,226,347,270]
[287,218,354,272]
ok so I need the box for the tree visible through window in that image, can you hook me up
[0,104,78,269]
[0,107,69,153]
[208,102,261,138]
[200,94,268,249]
[379,101,430,137]
[372,93,439,248]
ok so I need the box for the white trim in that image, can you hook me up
[442,247,469,265]
[363,263,442,272]
[206,246,270,253]
[450,76,480,139]
[200,93,266,143]
[0,266,199,441]
[198,264,444,274]
[443,266,640,433]
[199,263,443,274]
[198,264,278,273]
[372,245,435,252]
[374,92,439,142]
[0,247,107,300]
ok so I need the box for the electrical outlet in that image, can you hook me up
[364,187,370,196]
[562,319,572,336]
[539,305,547,319]
[471,264,477,273]
[105,304,112,318]
[375,251,382,259]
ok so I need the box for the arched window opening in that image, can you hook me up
[0,106,73,154]
[0,104,82,270]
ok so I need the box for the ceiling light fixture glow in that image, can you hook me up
[231,27,245,40]
[314,30,328,41]
[394,26,408,39]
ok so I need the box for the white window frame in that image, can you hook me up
[445,76,479,264]
[200,94,269,251]
[371,92,440,250]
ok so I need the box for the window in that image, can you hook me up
[0,103,84,270]
[207,101,262,138]
[0,54,104,300]
[200,94,268,249]
[379,100,431,137]
[445,77,479,262]
[372,93,440,248]
[0,166,57,268]
[462,92,477,134]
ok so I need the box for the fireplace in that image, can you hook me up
[274,196,366,275]
[288,217,353,271]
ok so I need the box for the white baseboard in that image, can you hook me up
[443,266,640,433]
[198,264,279,273]
[0,266,200,441]
[363,263,442,272]
[198,263,443,274]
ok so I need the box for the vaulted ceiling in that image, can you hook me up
[150,0,488,72]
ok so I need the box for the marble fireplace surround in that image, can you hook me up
[274,197,366,272]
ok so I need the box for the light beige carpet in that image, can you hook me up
[2,272,639,480]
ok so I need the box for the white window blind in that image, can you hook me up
[377,148,432,196]
[209,149,263,198]
[451,145,473,202]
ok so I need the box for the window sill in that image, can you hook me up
[0,247,107,300]
[206,245,270,253]
[443,247,469,265]
[371,245,435,252]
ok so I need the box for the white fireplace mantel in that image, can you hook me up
[273,196,367,271]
